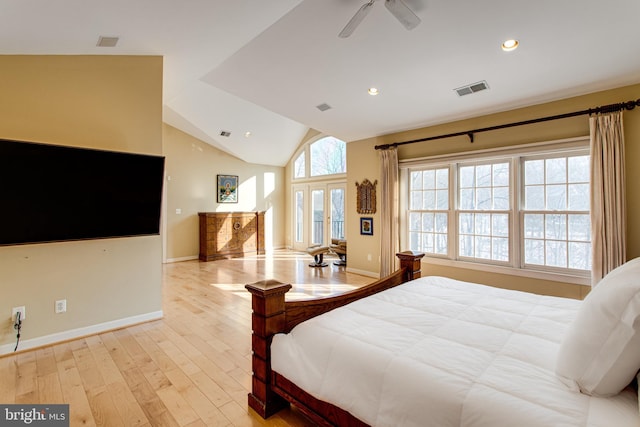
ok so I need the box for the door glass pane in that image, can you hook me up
[311,189,324,245]
[330,188,345,240]
[295,190,304,242]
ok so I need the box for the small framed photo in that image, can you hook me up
[360,217,373,235]
[217,174,238,203]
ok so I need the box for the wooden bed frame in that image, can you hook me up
[245,251,425,426]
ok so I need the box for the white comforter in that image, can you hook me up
[271,276,639,426]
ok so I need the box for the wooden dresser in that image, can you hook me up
[198,212,265,261]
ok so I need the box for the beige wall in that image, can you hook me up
[162,124,286,261]
[0,55,163,353]
[345,83,640,299]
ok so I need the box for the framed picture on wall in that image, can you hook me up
[217,174,238,203]
[360,217,373,235]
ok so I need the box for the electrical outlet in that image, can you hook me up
[12,306,26,322]
[55,299,67,314]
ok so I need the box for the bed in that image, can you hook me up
[245,252,640,426]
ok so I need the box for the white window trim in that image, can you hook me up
[400,136,591,286]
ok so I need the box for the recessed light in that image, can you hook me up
[501,39,519,52]
[244,131,252,138]
[368,87,379,96]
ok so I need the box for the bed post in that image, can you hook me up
[396,251,425,282]
[245,279,292,418]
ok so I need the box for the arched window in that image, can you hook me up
[290,135,346,251]
[310,137,346,177]
[293,152,305,179]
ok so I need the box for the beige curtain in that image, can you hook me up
[379,147,399,277]
[590,111,626,285]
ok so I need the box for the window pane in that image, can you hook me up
[492,214,509,237]
[525,185,545,210]
[435,213,448,233]
[459,234,474,257]
[568,155,589,183]
[525,239,544,265]
[493,163,509,186]
[294,153,305,178]
[436,189,448,210]
[422,213,434,232]
[525,160,544,185]
[409,212,420,231]
[423,233,434,252]
[524,214,544,238]
[546,184,566,210]
[410,232,420,251]
[493,187,509,210]
[545,214,567,240]
[459,213,474,234]
[460,166,475,188]
[423,169,435,189]
[475,236,491,259]
[295,191,304,241]
[492,237,509,261]
[569,242,591,270]
[410,191,422,210]
[310,137,346,176]
[436,169,449,189]
[422,190,436,210]
[568,214,590,241]
[476,188,492,210]
[568,183,589,210]
[546,240,567,267]
[475,213,491,236]
[411,171,422,190]
[460,189,475,209]
[476,165,492,187]
[546,158,566,184]
[435,234,448,254]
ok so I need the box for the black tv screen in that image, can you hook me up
[0,139,165,246]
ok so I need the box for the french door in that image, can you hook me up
[292,182,345,251]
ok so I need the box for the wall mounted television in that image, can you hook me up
[0,138,165,246]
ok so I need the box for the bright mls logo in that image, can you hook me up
[0,405,68,426]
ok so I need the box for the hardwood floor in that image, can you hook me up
[0,250,374,426]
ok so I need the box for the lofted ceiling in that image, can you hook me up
[2,0,640,166]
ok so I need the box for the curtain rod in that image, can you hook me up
[375,98,640,150]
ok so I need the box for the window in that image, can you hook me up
[310,137,346,177]
[522,155,591,270]
[409,168,448,255]
[458,162,510,262]
[294,152,305,179]
[406,141,590,279]
[290,135,346,251]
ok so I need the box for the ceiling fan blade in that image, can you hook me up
[384,0,420,30]
[338,1,375,38]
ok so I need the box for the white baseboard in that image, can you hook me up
[346,267,379,278]
[0,310,163,356]
[164,255,199,263]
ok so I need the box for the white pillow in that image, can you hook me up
[556,257,640,397]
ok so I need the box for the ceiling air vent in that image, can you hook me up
[97,36,119,47]
[454,80,489,97]
[316,103,332,112]
[220,130,231,137]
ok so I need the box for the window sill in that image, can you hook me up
[421,256,591,286]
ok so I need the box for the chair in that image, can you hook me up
[330,238,347,266]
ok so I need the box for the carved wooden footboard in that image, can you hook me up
[245,251,425,424]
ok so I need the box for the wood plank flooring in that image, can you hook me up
[1,250,374,426]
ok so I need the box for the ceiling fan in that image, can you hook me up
[339,0,421,38]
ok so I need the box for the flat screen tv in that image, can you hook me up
[0,138,165,246]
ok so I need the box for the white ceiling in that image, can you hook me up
[2,0,640,166]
